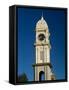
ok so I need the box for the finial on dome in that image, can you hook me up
[41,12,44,20]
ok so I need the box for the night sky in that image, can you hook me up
[17,7,66,81]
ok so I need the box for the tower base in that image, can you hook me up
[32,63,55,81]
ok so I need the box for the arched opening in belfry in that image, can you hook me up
[39,71,45,81]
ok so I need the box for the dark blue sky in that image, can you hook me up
[17,7,66,81]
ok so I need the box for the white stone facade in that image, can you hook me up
[33,15,55,81]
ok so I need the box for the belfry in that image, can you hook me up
[33,15,55,81]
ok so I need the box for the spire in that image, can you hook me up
[41,12,44,20]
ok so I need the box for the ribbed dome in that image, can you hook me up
[36,16,48,30]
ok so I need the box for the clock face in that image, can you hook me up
[38,34,45,41]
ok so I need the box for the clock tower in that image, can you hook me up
[33,15,55,81]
